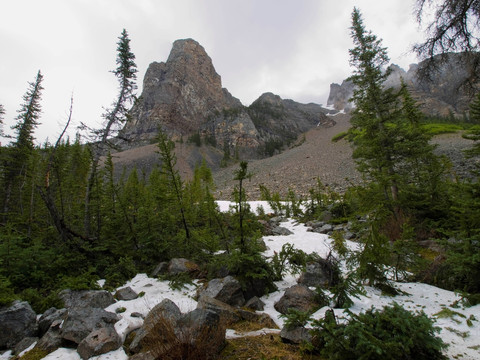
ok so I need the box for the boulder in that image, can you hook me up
[167,258,200,277]
[129,351,156,360]
[129,299,182,354]
[298,258,337,288]
[0,301,37,349]
[196,296,241,326]
[36,319,63,353]
[60,307,119,345]
[274,284,320,315]
[76,326,122,360]
[114,286,138,301]
[280,326,312,344]
[197,276,245,307]
[13,337,37,355]
[38,307,67,337]
[59,289,116,310]
[151,262,168,277]
[244,296,265,311]
[175,309,225,355]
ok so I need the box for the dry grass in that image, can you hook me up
[220,334,322,360]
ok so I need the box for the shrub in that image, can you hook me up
[310,303,447,360]
[104,256,137,288]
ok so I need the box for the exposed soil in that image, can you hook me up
[109,114,477,200]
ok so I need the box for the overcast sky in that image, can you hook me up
[0,0,427,143]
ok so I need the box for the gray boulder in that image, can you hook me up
[0,301,37,349]
[38,307,67,337]
[13,336,37,355]
[61,307,119,345]
[280,326,312,344]
[196,296,241,325]
[197,276,245,307]
[298,259,336,288]
[36,319,63,352]
[151,262,168,277]
[274,284,320,315]
[168,258,200,277]
[244,296,265,311]
[59,289,115,310]
[77,326,122,360]
[114,286,138,301]
[129,299,182,354]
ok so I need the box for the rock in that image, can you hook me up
[196,296,241,326]
[344,231,356,240]
[36,319,63,353]
[270,226,293,236]
[167,258,200,277]
[274,284,320,315]
[129,299,182,354]
[38,307,67,337]
[13,337,37,355]
[77,326,122,360]
[197,276,245,307]
[244,296,265,311]
[0,301,37,349]
[175,309,225,355]
[61,307,119,345]
[280,326,312,344]
[151,262,168,277]
[298,258,338,288]
[315,224,333,234]
[119,38,333,163]
[131,312,144,319]
[114,286,138,301]
[129,351,156,360]
[59,289,116,310]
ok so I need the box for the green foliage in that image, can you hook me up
[280,308,312,330]
[160,272,194,291]
[187,132,202,147]
[19,288,63,314]
[420,123,463,135]
[259,184,284,216]
[59,270,100,291]
[0,275,16,307]
[270,243,308,280]
[310,303,447,360]
[331,131,349,142]
[104,256,137,288]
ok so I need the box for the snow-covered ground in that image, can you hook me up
[4,202,479,360]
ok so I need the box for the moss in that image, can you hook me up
[15,348,49,360]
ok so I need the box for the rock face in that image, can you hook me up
[0,301,37,350]
[120,38,333,159]
[327,52,480,117]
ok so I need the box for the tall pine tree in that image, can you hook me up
[84,29,137,237]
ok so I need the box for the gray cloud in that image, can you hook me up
[0,0,424,143]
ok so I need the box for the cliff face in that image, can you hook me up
[327,53,479,117]
[120,39,332,158]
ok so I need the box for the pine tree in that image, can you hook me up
[0,104,5,138]
[84,29,137,237]
[2,71,43,222]
[465,91,480,157]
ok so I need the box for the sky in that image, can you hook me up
[0,0,428,143]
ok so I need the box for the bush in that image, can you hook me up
[310,303,447,360]
[104,256,137,288]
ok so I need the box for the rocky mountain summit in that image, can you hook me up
[327,52,479,117]
[120,39,333,158]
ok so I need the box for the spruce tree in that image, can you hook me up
[2,71,44,222]
[84,29,137,237]
[465,91,480,157]
[0,104,5,138]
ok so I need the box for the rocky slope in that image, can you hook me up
[327,52,479,117]
[119,39,333,159]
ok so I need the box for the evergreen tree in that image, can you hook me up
[84,29,137,237]
[464,91,480,157]
[2,71,43,223]
[0,103,5,138]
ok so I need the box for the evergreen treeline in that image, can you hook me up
[0,31,275,313]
